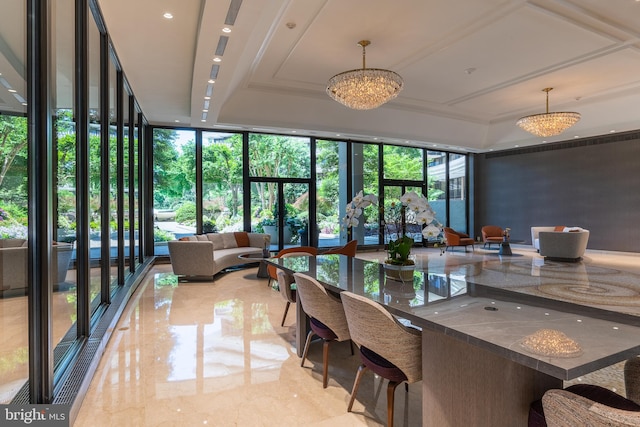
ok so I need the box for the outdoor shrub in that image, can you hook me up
[175,202,196,224]
[153,228,175,242]
[202,219,217,233]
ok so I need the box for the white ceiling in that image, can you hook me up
[96,0,640,152]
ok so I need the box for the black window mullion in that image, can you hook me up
[75,0,90,337]
[195,130,203,234]
[128,94,135,272]
[116,70,125,285]
[27,0,54,403]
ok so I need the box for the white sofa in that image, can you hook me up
[167,232,270,278]
[530,226,589,262]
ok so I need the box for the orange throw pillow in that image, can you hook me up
[234,232,250,247]
[554,226,565,232]
[178,237,190,241]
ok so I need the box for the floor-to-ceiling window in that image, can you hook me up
[248,134,311,250]
[202,131,243,232]
[427,150,447,230]
[152,128,196,255]
[151,130,468,254]
[315,139,346,248]
[350,142,379,245]
[0,0,27,404]
[449,153,467,233]
[52,0,78,369]
[382,145,425,244]
[0,0,153,410]
[88,8,103,312]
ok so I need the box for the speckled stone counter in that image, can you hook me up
[267,253,640,426]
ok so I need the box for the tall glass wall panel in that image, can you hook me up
[248,134,310,250]
[108,56,119,292]
[52,0,78,359]
[0,113,28,403]
[315,140,345,247]
[88,12,103,311]
[122,87,131,275]
[427,150,447,228]
[449,153,467,233]
[0,0,26,402]
[152,129,196,254]
[202,131,243,232]
[132,116,140,266]
[350,143,379,245]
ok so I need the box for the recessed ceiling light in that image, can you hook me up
[514,145,519,147]
[574,135,579,138]
[202,109,208,112]
[163,12,173,19]
[8,89,16,93]
[610,130,616,133]
[208,79,215,84]
[204,96,210,100]
[213,57,221,62]
[174,119,179,123]
[201,119,206,122]
[222,27,231,33]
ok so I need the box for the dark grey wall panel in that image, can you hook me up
[476,132,640,252]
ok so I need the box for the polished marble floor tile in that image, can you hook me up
[74,263,422,426]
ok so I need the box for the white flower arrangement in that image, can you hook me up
[343,190,445,260]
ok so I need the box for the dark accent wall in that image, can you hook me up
[475,131,640,252]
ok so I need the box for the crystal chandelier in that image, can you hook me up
[516,88,581,137]
[326,40,403,110]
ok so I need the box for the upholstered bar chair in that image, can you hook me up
[266,246,317,287]
[322,239,358,256]
[481,225,503,249]
[340,291,422,427]
[292,272,352,388]
[276,269,296,327]
[529,357,640,426]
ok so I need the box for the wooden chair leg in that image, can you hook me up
[322,340,330,388]
[348,364,368,412]
[387,381,401,427]
[301,330,315,368]
[280,301,290,327]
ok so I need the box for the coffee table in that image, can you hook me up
[238,251,271,278]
